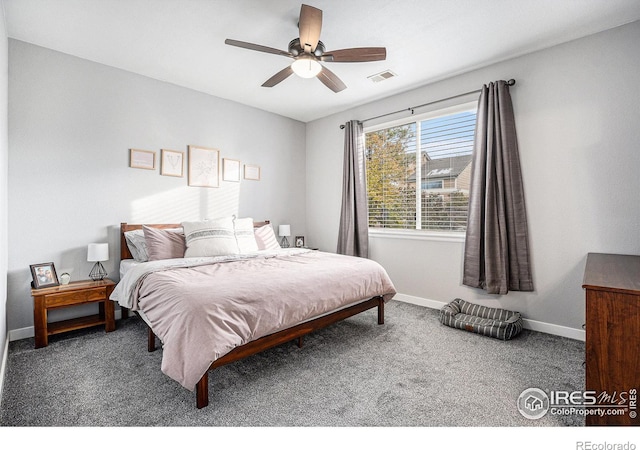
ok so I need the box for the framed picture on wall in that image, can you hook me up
[160,149,184,177]
[223,158,241,182]
[30,262,59,289]
[129,149,156,170]
[244,164,261,181]
[188,145,220,187]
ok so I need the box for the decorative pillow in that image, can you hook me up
[182,217,239,257]
[234,217,259,254]
[124,229,149,262]
[254,224,281,251]
[142,225,186,261]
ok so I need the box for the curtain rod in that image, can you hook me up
[339,79,516,129]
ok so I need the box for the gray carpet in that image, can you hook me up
[0,300,585,427]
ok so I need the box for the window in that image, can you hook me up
[421,180,443,190]
[365,101,477,233]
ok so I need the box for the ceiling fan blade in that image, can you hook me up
[298,4,322,53]
[262,66,294,88]
[321,47,387,62]
[317,65,346,93]
[225,39,292,58]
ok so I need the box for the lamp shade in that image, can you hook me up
[87,243,109,262]
[278,225,291,237]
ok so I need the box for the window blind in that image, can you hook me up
[366,106,477,232]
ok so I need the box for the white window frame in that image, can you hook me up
[365,100,477,243]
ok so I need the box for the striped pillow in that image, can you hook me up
[254,224,281,251]
[182,217,239,257]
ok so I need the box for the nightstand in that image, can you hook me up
[31,279,116,348]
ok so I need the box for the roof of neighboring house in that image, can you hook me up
[424,154,473,179]
[408,154,473,182]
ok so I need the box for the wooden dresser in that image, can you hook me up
[583,253,640,426]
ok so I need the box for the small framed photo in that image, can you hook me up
[160,149,184,177]
[188,145,220,187]
[30,262,59,289]
[244,164,261,181]
[129,149,156,170]
[295,236,305,248]
[223,158,241,182]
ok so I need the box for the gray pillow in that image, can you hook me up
[124,229,149,262]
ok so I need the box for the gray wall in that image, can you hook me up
[0,6,8,366]
[7,40,306,333]
[306,21,640,333]
[6,22,640,339]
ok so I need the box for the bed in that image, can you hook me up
[110,219,396,409]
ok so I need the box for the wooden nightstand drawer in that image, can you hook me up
[45,287,107,308]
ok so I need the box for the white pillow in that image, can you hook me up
[182,217,239,257]
[254,224,281,251]
[234,217,259,254]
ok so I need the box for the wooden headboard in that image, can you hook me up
[120,221,271,260]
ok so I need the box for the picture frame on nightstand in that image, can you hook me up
[30,262,59,289]
[295,236,305,248]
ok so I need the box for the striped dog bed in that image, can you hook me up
[439,298,523,340]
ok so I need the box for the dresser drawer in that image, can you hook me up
[44,287,107,308]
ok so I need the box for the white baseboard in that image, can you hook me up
[394,293,449,311]
[518,318,585,341]
[393,293,585,342]
[0,333,8,408]
[8,308,125,342]
[8,325,33,342]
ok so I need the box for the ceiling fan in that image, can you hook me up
[225,4,386,93]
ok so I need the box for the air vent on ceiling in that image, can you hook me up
[368,70,397,83]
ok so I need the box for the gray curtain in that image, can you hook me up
[337,120,369,258]
[463,81,533,294]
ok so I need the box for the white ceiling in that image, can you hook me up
[4,0,640,122]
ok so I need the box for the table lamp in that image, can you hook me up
[87,243,109,281]
[278,225,290,248]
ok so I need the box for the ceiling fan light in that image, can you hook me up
[291,58,322,78]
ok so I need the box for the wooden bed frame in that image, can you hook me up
[119,222,385,409]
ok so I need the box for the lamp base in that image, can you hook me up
[280,237,290,248]
[89,262,107,281]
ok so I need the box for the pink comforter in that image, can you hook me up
[129,250,396,389]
